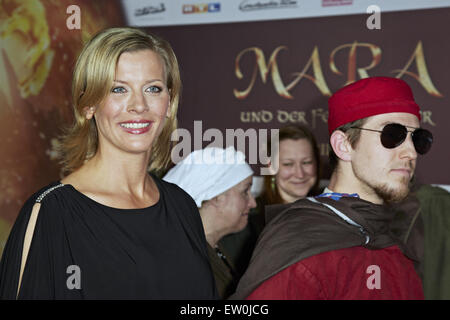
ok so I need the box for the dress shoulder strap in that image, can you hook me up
[35,183,65,203]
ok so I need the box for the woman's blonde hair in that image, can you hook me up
[59,27,181,175]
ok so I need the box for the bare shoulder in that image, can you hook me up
[60,167,97,194]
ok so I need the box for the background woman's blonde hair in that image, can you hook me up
[59,27,181,175]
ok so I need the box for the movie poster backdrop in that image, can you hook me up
[0,2,448,257]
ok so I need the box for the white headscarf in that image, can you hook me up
[163,147,253,207]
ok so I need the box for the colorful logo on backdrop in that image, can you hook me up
[239,0,298,11]
[182,3,221,14]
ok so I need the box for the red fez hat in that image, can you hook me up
[328,77,421,135]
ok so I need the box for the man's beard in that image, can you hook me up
[372,177,412,204]
[353,164,414,204]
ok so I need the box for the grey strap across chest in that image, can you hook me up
[307,197,370,245]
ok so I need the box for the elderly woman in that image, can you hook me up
[164,147,257,299]
[0,27,217,299]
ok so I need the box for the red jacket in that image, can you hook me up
[247,245,423,300]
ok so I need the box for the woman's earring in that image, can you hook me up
[271,176,276,193]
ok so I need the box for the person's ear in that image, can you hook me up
[330,130,352,162]
[83,106,96,120]
[165,101,172,118]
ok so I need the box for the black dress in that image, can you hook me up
[0,175,218,299]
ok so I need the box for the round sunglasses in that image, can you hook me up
[351,123,433,155]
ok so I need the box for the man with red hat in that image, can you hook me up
[230,77,433,300]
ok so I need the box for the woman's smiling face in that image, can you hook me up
[88,49,170,157]
[275,138,317,203]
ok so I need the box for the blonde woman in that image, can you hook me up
[0,28,217,299]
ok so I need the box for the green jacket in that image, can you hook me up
[391,184,450,300]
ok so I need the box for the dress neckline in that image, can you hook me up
[61,176,162,213]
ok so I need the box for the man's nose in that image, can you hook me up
[400,133,418,161]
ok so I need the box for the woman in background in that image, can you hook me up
[0,27,217,299]
[164,147,257,299]
[262,124,321,205]
[220,125,322,280]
